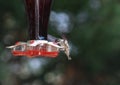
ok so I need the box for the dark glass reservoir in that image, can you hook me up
[25,0,52,40]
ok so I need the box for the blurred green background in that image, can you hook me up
[0,0,120,85]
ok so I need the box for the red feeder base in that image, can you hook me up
[9,40,60,58]
[12,50,59,58]
[7,40,71,60]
